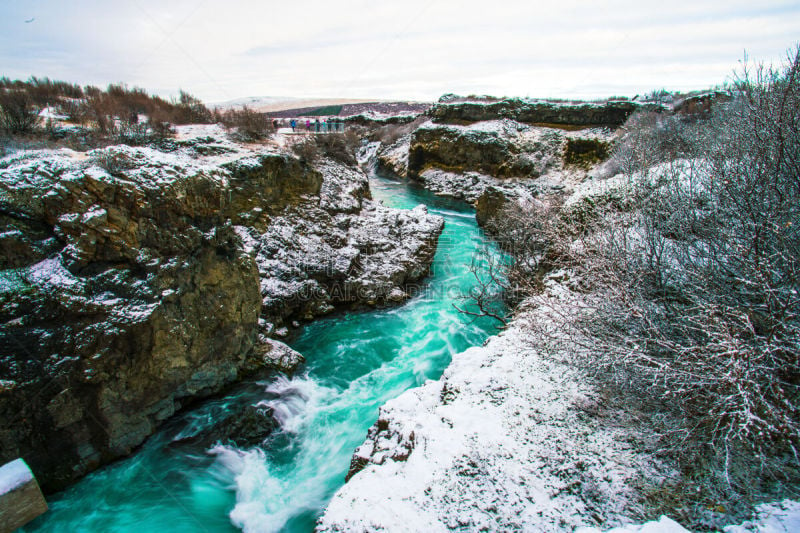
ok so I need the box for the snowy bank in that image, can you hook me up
[318,277,669,531]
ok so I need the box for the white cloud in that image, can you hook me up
[0,0,798,102]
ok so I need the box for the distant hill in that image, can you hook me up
[211,97,390,113]
[267,101,432,118]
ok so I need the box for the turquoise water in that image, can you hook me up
[23,175,502,533]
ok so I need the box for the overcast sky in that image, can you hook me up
[1,1,798,103]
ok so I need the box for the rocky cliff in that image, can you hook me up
[0,126,443,491]
[375,115,616,229]
[427,97,650,127]
[408,119,565,180]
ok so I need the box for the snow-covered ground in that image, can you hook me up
[318,269,800,532]
[318,275,671,531]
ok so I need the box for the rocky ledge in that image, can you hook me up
[0,125,442,491]
[427,97,653,127]
[373,117,617,228]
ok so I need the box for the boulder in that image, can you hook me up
[475,186,511,228]
[170,404,277,450]
[0,458,48,532]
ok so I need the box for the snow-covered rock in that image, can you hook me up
[0,458,48,532]
[408,119,564,181]
[375,134,411,179]
[0,129,442,491]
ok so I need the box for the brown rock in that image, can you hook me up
[0,459,48,532]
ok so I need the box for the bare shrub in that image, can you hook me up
[471,47,800,522]
[291,137,319,163]
[592,50,798,509]
[147,106,176,140]
[313,133,357,165]
[171,90,212,124]
[93,149,138,175]
[0,89,39,133]
[612,111,704,174]
[595,49,800,460]
[219,105,272,141]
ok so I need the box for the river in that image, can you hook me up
[23,171,502,533]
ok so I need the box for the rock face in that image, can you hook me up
[372,117,615,229]
[428,97,650,127]
[0,145,264,491]
[0,126,443,491]
[369,99,638,225]
[375,135,411,179]
[236,159,443,327]
[408,120,563,180]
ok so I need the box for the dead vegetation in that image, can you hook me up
[290,129,361,165]
[468,47,800,528]
[0,77,270,148]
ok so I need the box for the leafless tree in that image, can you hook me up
[576,48,799,503]
[0,89,39,133]
[471,46,800,518]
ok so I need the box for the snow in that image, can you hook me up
[578,500,800,533]
[25,257,80,289]
[39,106,69,120]
[565,172,627,206]
[576,516,689,533]
[416,118,525,135]
[173,123,229,140]
[319,278,670,531]
[724,500,800,533]
[0,458,34,495]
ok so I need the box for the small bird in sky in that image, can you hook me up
[25,17,35,23]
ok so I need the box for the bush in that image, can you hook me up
[93,149,138,175]
[594,49,800,462]
[172,90,212,124]
[218,106,272,140]
[0,78,213,146]
[314,132,357,165]
[0,89,39,133]
[290,137,319,163]
[477,47,800,522]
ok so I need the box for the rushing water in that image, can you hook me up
[23,173,502,533]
